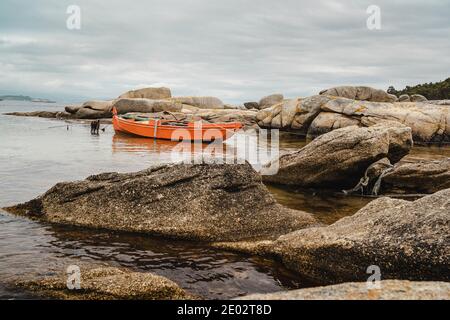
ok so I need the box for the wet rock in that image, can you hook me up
[16,266,191,300]
[411,94,428,102]
[118,87,172,100]
[170,96,224,109]
[4,163,317,242]
[382,158,450,194]
[259,94,284,109]
[271,188,450,284]
[112,98,182,114]
[319,86,398,102]
[238,280,450,300]
[263,125,412,188]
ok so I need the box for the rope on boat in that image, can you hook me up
[371,166,395,196]
[342,162,394,196]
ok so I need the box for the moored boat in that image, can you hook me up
[112,108,242,142]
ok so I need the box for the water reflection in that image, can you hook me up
[1,102,449,299]
[0,212,311,299]
[268,186,372,225]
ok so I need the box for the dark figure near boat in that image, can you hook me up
[90,120,100,135]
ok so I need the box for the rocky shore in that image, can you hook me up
[5,85,450,145]
[3,85,449,300]
[238,280,450,300]
[4,162,317,242]
[4,162,449,299]
[15,265,192,300]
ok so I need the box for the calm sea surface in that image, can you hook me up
[0,101,448,299]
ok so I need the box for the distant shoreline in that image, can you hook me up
[0,95,56,103]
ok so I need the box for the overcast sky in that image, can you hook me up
[0,0,449,103]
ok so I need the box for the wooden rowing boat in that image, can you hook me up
[112,108,242,142]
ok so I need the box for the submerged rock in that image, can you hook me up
[238,280,450,300]
[271,189,450,284]
[4,163,316,242]
[263,124,412,188]
[16,266,190,300]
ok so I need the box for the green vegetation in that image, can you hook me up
[387,78,450,100]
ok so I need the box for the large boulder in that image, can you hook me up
[307,112,360,137]
[255,94,450,144]
[257,96,329,131]
[290,96,330,131]
[320,86,398,102]
[398,94,411,102]
[112,98,182,114]
[65,105,82,114]
[381,158,450,194]
[238,280,450,300]
[271,189,450,284]
[16,266,191,300]
[263,125,412,188]
[259,94,284,109]
[74,100,113,119]
[410,94,428,102]
[4,163,317,242]
[170,96,224,109]
[244,102,259,110]
[321,98,450,143]
[118,87,172,100]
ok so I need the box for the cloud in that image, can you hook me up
[0,0,449,103]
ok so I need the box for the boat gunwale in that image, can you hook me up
[115,115,242,130]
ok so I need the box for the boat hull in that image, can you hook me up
[113,115,242,142]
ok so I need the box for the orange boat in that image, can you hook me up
[112,108,242,142]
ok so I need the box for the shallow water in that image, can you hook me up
[0,101,448,299]
[0,101,310,299]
